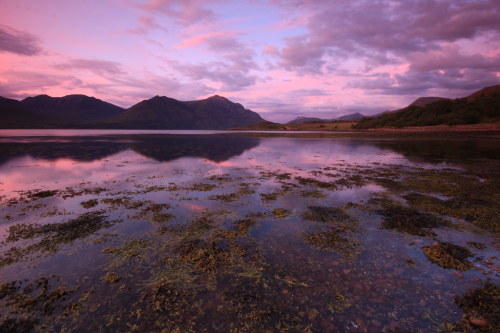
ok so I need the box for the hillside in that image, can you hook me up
[231,120,356,131]
[21,94,125,124]
[102,95,264,129]
[354,85,500,129]
[0,96,55,128]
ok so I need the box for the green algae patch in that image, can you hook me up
[80,199,98,209]
[455,283,500,332]
[422,242,474,271]
[272,208,291,219]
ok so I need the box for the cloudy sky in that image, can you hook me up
[1,0,499,122]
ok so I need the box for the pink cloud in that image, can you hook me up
[176,32,232,49]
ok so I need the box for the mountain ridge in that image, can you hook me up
[1,94,265,129]
[287,112,364,124]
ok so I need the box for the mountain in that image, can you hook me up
[336,112,364,121]
[0,96,55,128]
[184,95,265,129]
[287,113,364,124]
[354,85,500,129]
[287,117,324,125]
[1,94,265,129]
[21,94,125,124]
[101,95,265,129]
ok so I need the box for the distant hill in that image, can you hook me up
[21,94,125,124]
[101,95,265,129]
[0,94,265,129]
[354,85,500,129]
[287,117,324,125]
[336,112,364,121]
[287,113,364,124]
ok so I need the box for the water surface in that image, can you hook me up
[0,130,498,332]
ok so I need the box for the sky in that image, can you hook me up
[0,0,499,122]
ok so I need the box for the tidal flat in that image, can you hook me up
[0,130,498,332]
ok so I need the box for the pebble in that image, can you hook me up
[468,317,488,327]
[453,272,464,278]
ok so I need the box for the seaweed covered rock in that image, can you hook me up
[422,242,474,271]
[378,203,449,236]
[455,283,500,332]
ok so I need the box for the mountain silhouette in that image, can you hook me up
[21,94,125,124]
[0,94,265,129]
[102,95,264,129]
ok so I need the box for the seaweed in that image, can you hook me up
[455,283,500,332]
[467,241,486,250]
[272,208,291,219]
[301,206,360,257]
[377,200,450,236]
[0,276,77,331]
[295,176,337,190]
[80,199,98,209]
[404,192,500,234]
[0,212,116,267]
[302,206,351,224]
[28,190,59,199]
[184,183,217,192]
[422,242,474,271]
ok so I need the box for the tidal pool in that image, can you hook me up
[0,130,498,332]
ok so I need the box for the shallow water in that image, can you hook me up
[0,130,498,332]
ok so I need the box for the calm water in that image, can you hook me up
[0,130,498,332]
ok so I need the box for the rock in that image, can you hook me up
[468,317,488,327]
[453,272,464,278]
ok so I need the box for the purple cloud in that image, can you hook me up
[272,0,500,73]
[56,59,126,76]
[0,25,42,56]
[136,0,224,26]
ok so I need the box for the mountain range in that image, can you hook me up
[0,94,264,129]
[287,112,364,124]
